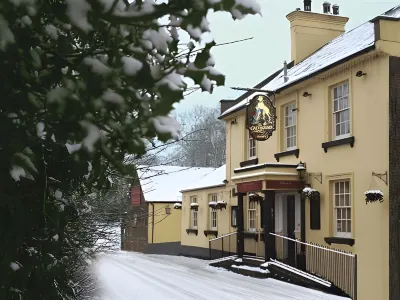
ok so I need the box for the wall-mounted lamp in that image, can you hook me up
[308,172,322,184]
[223,179,229,184]
[165,206,171,215]
[291,108,299,112]
[231,118,237,125]
[303,92,312,97]
[356,71,367,77]
[296,161,307,182]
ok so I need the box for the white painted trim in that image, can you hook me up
[231,172,297,181]
[233,162,297,172]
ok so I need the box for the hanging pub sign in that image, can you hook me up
[246,94,276,141]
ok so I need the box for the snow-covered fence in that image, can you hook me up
[270,233,357,300]
[208,232,237,260]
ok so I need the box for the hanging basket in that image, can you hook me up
[216,200,227,210]
[173,203,182,210]
[190,203,199,211]
[365,190,384,204]
[209,201,217,208]
[302,187,320,201]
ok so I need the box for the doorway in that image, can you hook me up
[275,193,300,267]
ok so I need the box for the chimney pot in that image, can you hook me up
[304,0,312,12]
[332,4,339,15]
[323,1,331,14]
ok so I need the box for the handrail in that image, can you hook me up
[209,231,237,242]
[269,232,355,257]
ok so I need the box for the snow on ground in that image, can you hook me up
[93,251,350,300]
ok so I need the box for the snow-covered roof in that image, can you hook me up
[220,5,400,118]
[180,164,226,192]
[382,4,400,18]
[137,165,216,202]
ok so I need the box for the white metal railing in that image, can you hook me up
[209,232,237,260]
[270,232,357,300]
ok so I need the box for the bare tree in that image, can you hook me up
[163,105,226,168]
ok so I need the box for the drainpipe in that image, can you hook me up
[151,203,155,243]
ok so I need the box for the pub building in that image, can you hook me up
[180,2,400,300]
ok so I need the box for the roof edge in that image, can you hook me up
[275,44,376,93]
[145,200,180,203]
[370,15,400,23]
[218,62,294,120]
[180,184,226,193]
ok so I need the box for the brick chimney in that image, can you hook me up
[287,3,349,64]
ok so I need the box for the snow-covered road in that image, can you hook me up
[93,251,350,300]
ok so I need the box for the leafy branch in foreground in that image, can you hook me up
[0,0,260,298]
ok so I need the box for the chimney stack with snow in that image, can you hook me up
[323,2,331,14]
[304,0,311,12]
[332,4,339,15]
[287,3,348,64]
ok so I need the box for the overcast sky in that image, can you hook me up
[173,0,398,114]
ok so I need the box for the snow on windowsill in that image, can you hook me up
[190,203,199,207]
[231,265,270,274]
[209,201,217,206]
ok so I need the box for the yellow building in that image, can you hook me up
[180,2,400,299]
[124,165,215,255]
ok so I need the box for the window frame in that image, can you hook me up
[231,206,238,227]
[284,102,297,151]
[248,200,257,231]
[332,82,351,140]
[248,133,256,159]
[190,196,198,229]
[210,193,218,203]
[333,180,351,238]
[210,208,217,230]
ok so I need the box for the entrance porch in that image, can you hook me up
[213,162,358,299]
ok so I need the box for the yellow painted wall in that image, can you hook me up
[147,202,182,244]
[286,11,348,64]
[223,54,390,300]
[179,17,400,300]
[181,186,234,250]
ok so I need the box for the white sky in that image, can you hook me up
[174,0,398,114]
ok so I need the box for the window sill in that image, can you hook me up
[204,230,218,237]
[322,136,355,153]
[324,237,354,246]
[240,158,259,168]
[186,229,198,236]
[274,149,300,162]
[243,231,259,242]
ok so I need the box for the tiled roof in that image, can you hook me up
[220,5,400,119]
